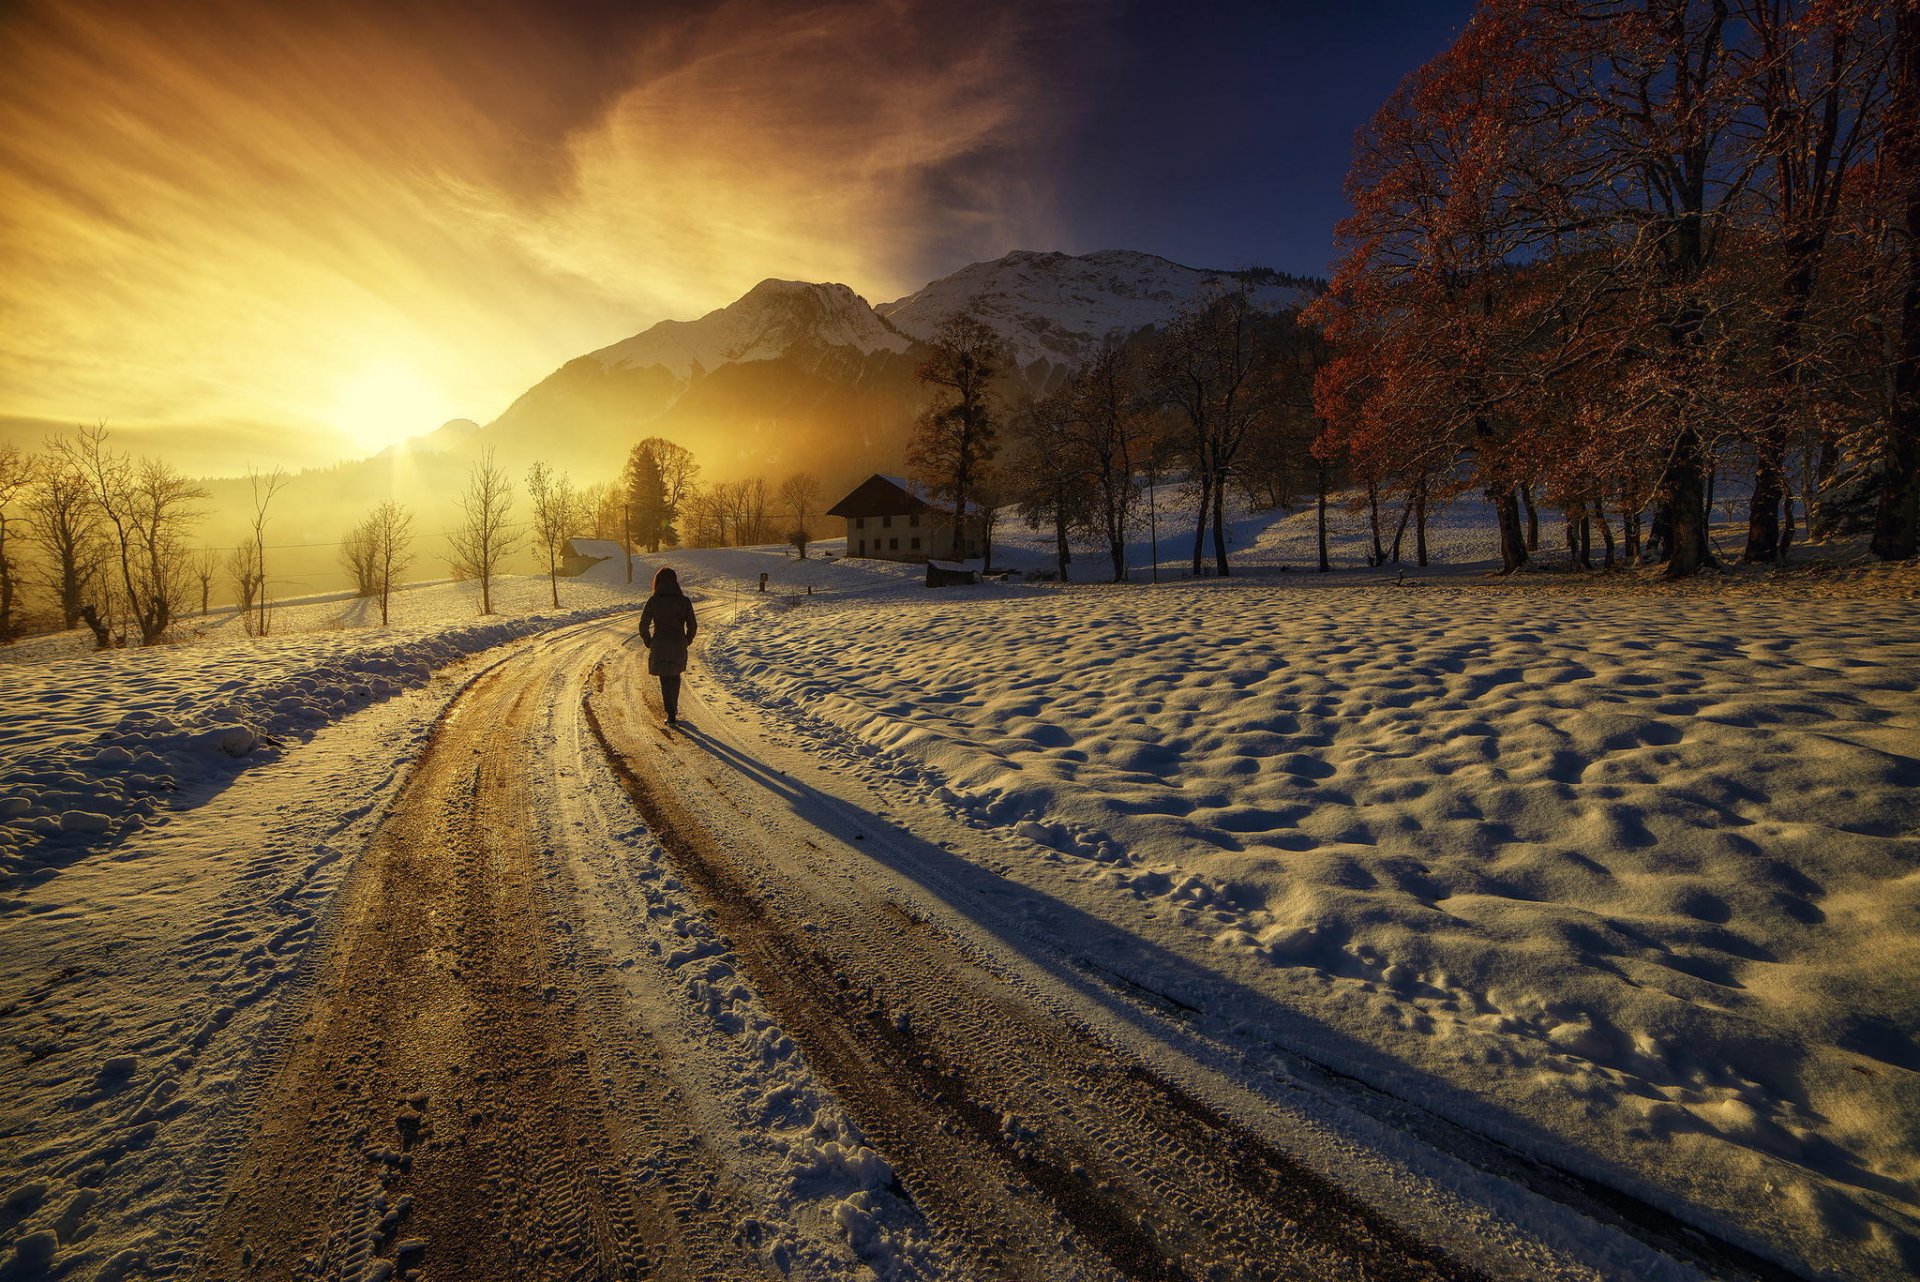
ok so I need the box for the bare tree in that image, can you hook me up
[339,517,380,597]
[1007,391,1093,582]
[192,547,217,615]
[527,461,581,608]
[909,313,1007,559]
[717,479,760,547]
[1063,348,1152,581]
[579,482,617,540]
[74,425,205,646]
[227,545,261,627]
[0,444,31,641]
[447,449,518,614]
[242,466,288,635]
[741,476,770,545]
[370,500,414,626]
[25,434,103,630]
[680,487,728,548]
[1145,290,1293,577]
[777,472,823,555]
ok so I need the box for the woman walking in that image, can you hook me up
[639,566,698,726]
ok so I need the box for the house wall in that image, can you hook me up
[846,510,986,562]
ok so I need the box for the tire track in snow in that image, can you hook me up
[188,621,763,1282]
[584,659,1487,1282]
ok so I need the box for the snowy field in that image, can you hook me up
[0,573,649,881]
[1,490,1915,1279]
[703,501,1920,1279]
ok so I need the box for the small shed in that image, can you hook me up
[826,473,987,564]
[925,559,979,588]
[562,537,624,576]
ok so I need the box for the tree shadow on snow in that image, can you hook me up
[671,725,1899,1282]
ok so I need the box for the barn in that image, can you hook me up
[826,474,987,563]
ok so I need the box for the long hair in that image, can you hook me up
[652,565,680,595]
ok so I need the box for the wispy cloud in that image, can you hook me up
[0,0,1101,468]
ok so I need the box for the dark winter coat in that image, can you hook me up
[640,589,698,676]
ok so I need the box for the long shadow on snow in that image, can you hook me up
[673,722,1866,1282]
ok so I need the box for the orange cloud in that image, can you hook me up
[0,0,1097,472]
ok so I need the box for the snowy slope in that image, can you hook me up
[878,249,1317,374]
[588,279,910,382]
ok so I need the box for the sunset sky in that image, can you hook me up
[0,0,1472,475]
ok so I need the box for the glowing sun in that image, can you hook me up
[329,362,455,452]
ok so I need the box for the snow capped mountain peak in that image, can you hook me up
[589,278,909,382]
[877,248,1317,375]
[564,247,1321,412]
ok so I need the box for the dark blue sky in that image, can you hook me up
[1049,1,1477,277]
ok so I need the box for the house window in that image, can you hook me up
[889,538,899,551]
[911,537,921,550]
[909,513,919,527]
[883,515,893,528]
[855,517,865,530]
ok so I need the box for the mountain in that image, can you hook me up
[470,249,1323,494]
[589,279,910,381]
[876,249,1316,379]
[482,279,924,490]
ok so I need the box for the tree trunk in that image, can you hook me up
[1316,458,1330,572]
[1810,429,1842,537]
[1054,499,1071,582]
[79,603,111,649]
[1745,427,1787,562]
[1414,484,1429,568]
[1520,481,1540,552]
[1748,245,1820,562]
[1595,496,1616,569]
[1211,477,1230,577]
[1873,5,1920,560]
[1388,492,1413,564]
[1491,486,1527,573]
[1665,426,1713,577]
[1190,470,1211,575]
[1367,478,1385,566]
[1147,471,1160,584]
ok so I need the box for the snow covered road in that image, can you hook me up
[6,549,1912,1281]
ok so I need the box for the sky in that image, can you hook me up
[0,0,1475,474]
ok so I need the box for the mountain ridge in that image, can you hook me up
[468,247,1323,491]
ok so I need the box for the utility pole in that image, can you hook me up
[623,502,633,584]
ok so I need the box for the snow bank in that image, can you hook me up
[710,570,1920,1278]
[1,578,638,882]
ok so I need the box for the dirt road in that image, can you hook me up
[186,614,1551,1280]
[192,624,765,1281]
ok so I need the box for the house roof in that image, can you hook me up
[826,473,987,519]
[566,537,623,559]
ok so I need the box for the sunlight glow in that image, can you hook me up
[329,362,454,452]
